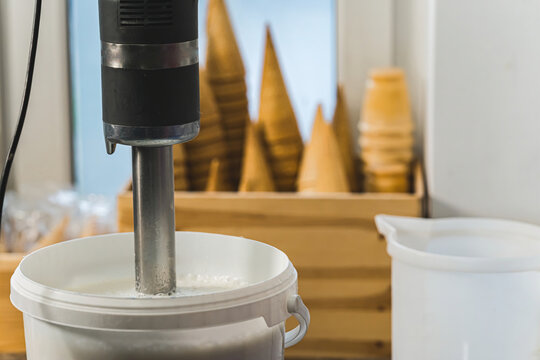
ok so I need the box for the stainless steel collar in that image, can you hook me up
[101,39,198,70]
[104,121,200,154]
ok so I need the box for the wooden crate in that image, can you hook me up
[0,253,25,353]
[117,166,425,359]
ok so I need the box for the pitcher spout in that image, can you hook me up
[375,215,430,241]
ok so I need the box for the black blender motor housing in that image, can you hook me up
[98,0,200,153]
[97,0,200,296]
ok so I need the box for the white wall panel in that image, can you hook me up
[337,0,394,153]
[394,0,428,155]
[337,0,429,158]
[0,0,72,192]
[426,0,540,222]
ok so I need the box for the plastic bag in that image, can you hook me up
[1,188,116,253]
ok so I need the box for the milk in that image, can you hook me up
[69,274,248,297]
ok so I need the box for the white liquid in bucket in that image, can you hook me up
[68,274,248,298]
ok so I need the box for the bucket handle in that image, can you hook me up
[284,295,310,348]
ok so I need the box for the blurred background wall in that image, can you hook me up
[4,0,540,223]
[0,0,72,194]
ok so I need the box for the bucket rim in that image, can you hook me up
[11,232,298,330]
[376,215,540,273]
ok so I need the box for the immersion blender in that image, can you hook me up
[98,0,199,295]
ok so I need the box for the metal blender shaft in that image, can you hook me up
[132,146,176,295]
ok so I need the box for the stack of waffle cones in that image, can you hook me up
[239,122,275,192]
[332,86,357,191]
[205,0,249,187]
[259,27,303,192]
[298,106,350,193]
[172,143,189,191]
[184,70,231,191]
[359,68,414,193]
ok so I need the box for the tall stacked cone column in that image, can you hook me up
[205,0,249,188]
[258,27,303,192]
[359,68,414,193]
[183,71,231,191]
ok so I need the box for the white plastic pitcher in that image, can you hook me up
[376,215,540,360]
[10,232,309,360]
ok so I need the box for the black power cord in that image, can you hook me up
[0,0,43,233]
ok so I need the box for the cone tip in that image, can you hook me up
[317,103,324,116]
[264,25,276,51]
[370,67,405,81]
[210,157,220,168]
[337,84,344,99]
[314,104,326,126]
[333,85,347,123]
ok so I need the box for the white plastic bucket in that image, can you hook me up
[376,215,540,360]
[11,232,309,360]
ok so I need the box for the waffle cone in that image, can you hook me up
[258,26,302,144]
[189,157,232,177]
[359,120,414,136]
[174,177,189,191]
[219,99,249,113]
[206,158,231,191]
[361,148,414,166]
[208,60,249,188]
[364,163,410,193]
[239,123,275,192]
[271,155,301,176]
[172,143,189,191]
[298,107,350,193]
[174,166,187,176]
[172,143,186,164]
[221,112,250,128]
[185,71,230,189]
[360,133,414,151]
[228,137,247,152]
[268,141,303,158]
[364,163,409,175]
[332,86,357,191]
[365,176,409,193]
[224,127,246,142]
[199,70,221,118]
[362,67,412,124]
[187,140,228,162]
[212,79,247,100]
[186,70,226,150]
[311,104,326,142]
[205,0,245,80]
[267,147,302,191]
[295,105,325,182]
[188,122,224,146]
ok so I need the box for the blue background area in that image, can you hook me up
[69,0,336,196]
